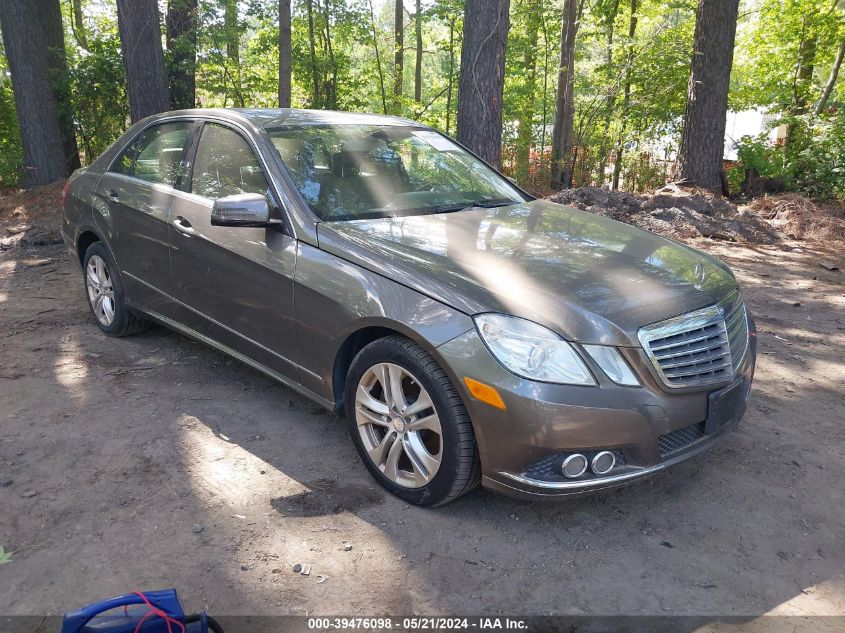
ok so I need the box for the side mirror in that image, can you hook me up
[211,193,278,228]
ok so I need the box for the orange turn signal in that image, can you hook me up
[463,377,507,410]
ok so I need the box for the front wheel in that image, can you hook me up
[344,335,481,506]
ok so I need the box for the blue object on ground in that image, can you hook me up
[60,588,212,633]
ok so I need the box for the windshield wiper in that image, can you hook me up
[352,197,522,220]
[429,197,521,214]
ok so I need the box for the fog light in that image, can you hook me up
[561,453,588,478]
[591,451,616,475]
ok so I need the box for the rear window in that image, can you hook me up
[110,121,193,187]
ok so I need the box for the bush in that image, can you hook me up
[68,35,130,164]
[730,114,845,202]
[619,151,671,193]
[789,114,845,201]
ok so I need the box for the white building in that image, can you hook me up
[723,110,786,161]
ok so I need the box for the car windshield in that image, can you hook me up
[264,124,525,221]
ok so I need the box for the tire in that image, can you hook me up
[82,241,149,337]
[344,335,481,506]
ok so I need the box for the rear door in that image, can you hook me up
[95,120,195,313]
[168,121,299,381]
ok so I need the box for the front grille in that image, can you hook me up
[658,423,705,457]
[638,292,749,388]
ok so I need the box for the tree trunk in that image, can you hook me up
[224,0,243,107]
[611,0,637,190]
[676,0,739,191]
[40,0,80,172]
[322,0,338,108]
[596,0,620,184]
[793,19,817,114]
[414,0,422,103]
[70,0,88,50]
[456,0,510,169]
[539,0,551,175]
[550,0,579,188]
[304,0,320,106]
[785,14,819,143]
[278,0,292,107]
[445,16,455,135]
[0,0,76,185]
[515,45,537,183]
[367,0,388,114]
[394,0,404,109]
[814,37,845,116]
[116,0,170,123]
[515,0,542,184]
[166,0,198,110]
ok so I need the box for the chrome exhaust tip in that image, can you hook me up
[561,453,588,478]
[591,451,616,475]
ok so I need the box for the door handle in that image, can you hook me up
[173,216,195,236]
[106,189,119,203]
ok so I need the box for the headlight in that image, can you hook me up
[582,345,640,386]
[474,313,595,385]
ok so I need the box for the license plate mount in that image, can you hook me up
[705,379,749,434]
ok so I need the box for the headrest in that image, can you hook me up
[159,148,182,183]
[331,150,363,178]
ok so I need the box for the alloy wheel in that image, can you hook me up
[86,254,116,327]
[355,362,443,489]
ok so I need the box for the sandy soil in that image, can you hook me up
[1,191,844,619]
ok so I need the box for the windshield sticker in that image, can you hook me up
[412,130,460,152]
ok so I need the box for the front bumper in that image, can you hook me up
[435,320,756,500]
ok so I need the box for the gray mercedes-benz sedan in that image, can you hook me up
[62,108,756,505]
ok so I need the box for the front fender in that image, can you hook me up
[293,241,474,403]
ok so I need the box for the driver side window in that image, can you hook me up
[191,123,270,200]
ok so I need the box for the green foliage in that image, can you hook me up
[0,71,23,187]
[746,133,789,175]
[787,113,845,200]
[67,34,129,163]
[0,39,22,186]
[731,0,844,112]
[0,545,12,564]
[725,133,786,194]
[500,0,698,190]
[618,149,673,192]
[0,0,840,200]
[503,0,557,186]
[728,113,845,201]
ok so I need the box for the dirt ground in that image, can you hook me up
[1,185,845,620]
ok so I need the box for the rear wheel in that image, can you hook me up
[82,242,149,337]
[345,335,480,506]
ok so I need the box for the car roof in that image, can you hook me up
[157,107,421,129]
[240,108,421,128]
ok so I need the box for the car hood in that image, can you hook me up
[316,199,738,346]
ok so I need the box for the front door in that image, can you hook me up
[168,121,299,381]
[95,120,194,315]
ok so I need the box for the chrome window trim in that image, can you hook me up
[106,113,300,240]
